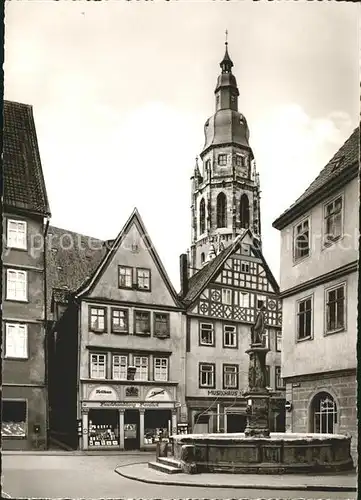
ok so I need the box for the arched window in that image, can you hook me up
[200,252,205,265]
[311,392,337,434]
[199,198,206,235]
[240,194,250,229]
[217,193,227,228]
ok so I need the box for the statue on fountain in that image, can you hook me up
[251,305,266,346]
[245,304,271,437]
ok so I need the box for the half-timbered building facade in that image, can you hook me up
[180,231,285,434]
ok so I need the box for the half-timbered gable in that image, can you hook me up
[186,232,281,328]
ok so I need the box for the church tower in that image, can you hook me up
[189,39,262,275]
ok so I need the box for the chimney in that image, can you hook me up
[179,253,188,297]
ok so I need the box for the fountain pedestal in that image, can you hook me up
[244,344,270,438]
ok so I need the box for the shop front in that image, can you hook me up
[80,384,179,450]
[187,393,286,434]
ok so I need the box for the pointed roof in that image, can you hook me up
[75,208,182,307]
[3,100,51,216]
[182,230,279,307]
[220,42,234,73]
[273,126,359,230]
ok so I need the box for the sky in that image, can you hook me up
[4,1,359,291]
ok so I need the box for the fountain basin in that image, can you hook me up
[171,432,354,474]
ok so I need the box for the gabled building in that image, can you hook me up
[2,100,51,449]
[49,209,186,450]
[182,43,285,433]
[180,231,284,433]
[273,127,359,462]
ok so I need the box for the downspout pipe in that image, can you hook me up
[43,216,50,448]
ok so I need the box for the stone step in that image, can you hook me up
[148,461,182,474]
[157,457,182,468]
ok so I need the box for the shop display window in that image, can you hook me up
[88,410,119,447]
[144,409,171,445]
[2,400,27,438]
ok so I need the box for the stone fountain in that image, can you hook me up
[151,308,354,475]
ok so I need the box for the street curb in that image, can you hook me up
[114,464,357,492]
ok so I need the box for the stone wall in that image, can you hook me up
[285,369,357,464]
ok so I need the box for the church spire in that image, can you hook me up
[220,31,234,74]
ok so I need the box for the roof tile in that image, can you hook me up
[3,100,50,215]
[46,226,107,316]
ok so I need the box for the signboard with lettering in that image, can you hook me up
[145,388,171,402]
[82,400,177,409]
[88,386,118,401]
[207,390,243,397]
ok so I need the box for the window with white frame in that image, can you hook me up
[118,266,132,288]
[6,269,27,301]
[154,357,168,381]
[5,323,28,358]
[112,355,128,380]
[276,331,282,352]
[90,353,106,379]
[324,196,343,243]
[111,309,128,333]
[134,356,149,381]
[199,323,214,346]
[223,364,238,389]
[7,220,27,249]
[294,218,310,261]
[234,291,250,308]
[89,307,106,332]
[325,284,346,333]
[199,363,215,388]
[137,268,151,290]
[275,366,284,389]
[223,325,237,348]
[222,288,232,305]
[297,297,313,340]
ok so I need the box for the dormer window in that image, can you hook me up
[218,154,227,167]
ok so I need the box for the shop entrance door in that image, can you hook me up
[124,410,140,450]
[226,414,247,433]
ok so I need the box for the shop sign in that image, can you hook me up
[81,400,176,409]
[207,389,243,397]
[88,385,118,401]
[145,388,171,402]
